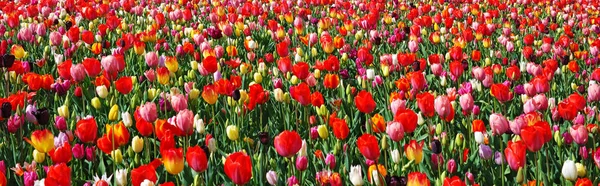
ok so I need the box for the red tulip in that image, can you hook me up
[246,83,269,111]
[48,142,72,164]
[97,135,116,154]
[81,30,94,45]
[408,72,426,92]
[311,91,324,107]
[558,101,577,121]
[186,146,208,173]
[82,58,102,78]
[449,60,464,80]
[330,115,349,140]
[292,62,310,80]
[115,76,133,94]
[290,83,311,106]
[131,159,162,186]
[357,47,373,66]
[394,108,418,133]
[202,56,218,74]
[357,134,380,160]
[416,92,435,118]
[566,93,586,111]
[45,163,71,186]
[520,121,552,152]
[504,140,526,170]
[323,55,340,72]
[277,57,292,74]
[75,117,98,143]
[224,152,253,185]
[505,65,521,81]
[490,83,513,103]
[576,178,593,186]
[57,60,72,80]
[355,90,376,113]
[276,42,289,57]
[407,172,430,186]
[134,108,154,137]
[443,176,466,186]
[274,130,303,157]
[162,147,184,175]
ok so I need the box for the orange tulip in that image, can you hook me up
[107,122,130,147]
[202,84,219,105]
[404,140,424,164]
[407,172,430,186]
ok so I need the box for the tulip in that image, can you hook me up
[132,136,144,153]
[33,149,45,163]
[226,125,239,141]
[115,169,128,186]
[570,124,588,145]
[91,97,102,109]
[96,85,109,98]
[386,121,404,142]
[72,143,85,159]
[187,146,208,173]
[479,144,493,160]
[139,102,158,123]
[325,153,336,169]
[407,172,429,186]
[111,149,123,164]
[434,95,453,121]
[349,165,364,186]
[266,171,277,185]
[317,124,329,139]
[162,148,184,175]
[295,156,308,171]
[25,129,54,153]
[357,134,380,160]
[489,113,509,135]
[170,94,188,112]
[176,109,194,135]
[504,141,526,170]
[403,140,424,165]
[122,112,132,127]
[576,163,586,177]
[562,160,577,181]
[390,149,401,164]
[274,130,303,157]
[224,152,252,185]
[355,90,376,113]
[108,105,119,121]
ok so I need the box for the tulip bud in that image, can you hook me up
[381,136,388,150]
[436,123,443,135]
[317,124,329,139]
[122,112,132,127]
[554,131,562,147]
[33,149,45,163]
[109,105,119,121]
[148,88,158,100]
[576,163,586,177]
[57,105,69,118]
[91,97,102,109]
[516,167,524,183]
[111,149,123,164]
[226,125,239,141]
[290,75,299,85]
[132,136,144,153]
[253,72,262,83]
[455,133,464,147]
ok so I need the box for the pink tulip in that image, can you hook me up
[459,93,474,114]
[70,63,86,82]
[489,113,508,135]
[523,99,537,114]
[472,67,485,81]
[570,124,588,145]
[176,109,194,135]
[101,55,120,73]
[408,40,418,53]
[170,94,188,112]
[145,52,159,67]
[434,95,452,118]
[296,156,308,171]
[390,99,406,116]
[139,102,158,123]
[523,83,536,96]
[144,69,156,82]
[509,115,525,135]
[533,94,548,110]
[215,45,225,58]
[589,83,600,102]
[50,31,62,46]
[431,63,443,76]
[386,121,404,142]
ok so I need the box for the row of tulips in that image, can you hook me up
[1,0,600,185]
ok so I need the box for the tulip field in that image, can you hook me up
[2,0,600,185]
